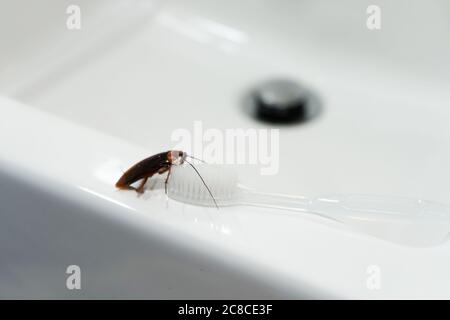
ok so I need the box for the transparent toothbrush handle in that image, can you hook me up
[239,189,450,246]
[238,188,313,212]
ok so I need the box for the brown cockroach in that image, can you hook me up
[115,150,218,208]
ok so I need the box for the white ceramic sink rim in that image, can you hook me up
[2,97,450,299]
[0,97,334,298]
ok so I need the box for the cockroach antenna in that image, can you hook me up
[184,159,219,210]
[186,154,206,163]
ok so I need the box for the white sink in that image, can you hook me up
[1,0,450,298]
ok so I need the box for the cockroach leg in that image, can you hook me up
[118,185,138,192]
[164,167,172,195]
[136,176,149,194]
[158,166,169,174]
[156,166,171,194]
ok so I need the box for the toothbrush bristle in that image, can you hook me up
[168,164,239,207]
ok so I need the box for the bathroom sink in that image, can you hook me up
[0,0,450,298]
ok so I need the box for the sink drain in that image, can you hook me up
[243,78,321,124]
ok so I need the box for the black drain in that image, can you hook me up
[245,79,321,125]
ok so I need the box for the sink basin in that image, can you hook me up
[0,0,449,298]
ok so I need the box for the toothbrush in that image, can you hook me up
[167,164,450,247]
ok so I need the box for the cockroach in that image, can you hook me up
[115,150,218,208]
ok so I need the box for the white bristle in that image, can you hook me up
[168,164,239,207]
